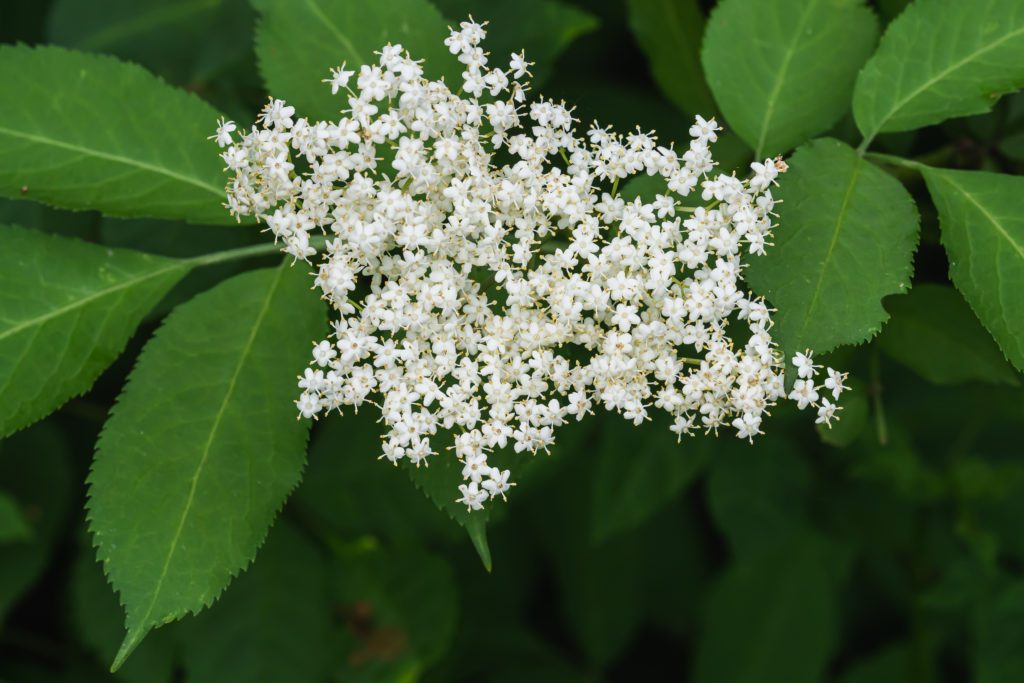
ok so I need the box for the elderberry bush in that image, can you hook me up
[1,1,1023,681]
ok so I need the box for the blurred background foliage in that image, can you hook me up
[1,0,1023,681]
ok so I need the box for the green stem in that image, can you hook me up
[864,151,928,172]
[187,234,328,268]
[869,347,889,446]
[856,135,874,156]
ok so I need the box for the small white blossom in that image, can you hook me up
[325,64,355,95]
[210,117,236,147]
[816,399,840,426]
[824,367,847,400]
[792,351,820,379]
[215,20,847,511]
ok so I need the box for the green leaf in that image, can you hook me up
[879,284,1020,385]
[0,45,234,224]
[1000,129,1024,162]
[46,0,229,84]
[701,0,877,157]
[255,0,459,122]
[589,416,708,542]
[0,226,189,437]
[838,644,914,683]
[973,581,1024,683]
[179,520,333,683]
[0,492,31,544]
[99,216,259,320]
[0,423,72,622]
[434,0,597,88]
[403,450,492,571]
[331,542,458,678]
[921,168,1024,372]
[854,0,1024,144]
[707,435,810,559]
[627,0,715,118]
[694,537,840,683]
[295,410,459,545]
[744,138,920,358]
[851,430,946,503]
[87,263,326,670]
[71,539,176,683]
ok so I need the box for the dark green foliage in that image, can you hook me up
[1,1,1024,681]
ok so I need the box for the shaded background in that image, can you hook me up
[1,0,1024,681]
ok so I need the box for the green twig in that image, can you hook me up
[187,234,329,268]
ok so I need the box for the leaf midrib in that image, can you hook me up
[936,172,1024,262]
[128,265,286,643]
[301,0,366,66]
[0,260,187,343]
[795,156,863,346]
[754,0,822,158]
[0,124,223,198]
[867,22,1024,139]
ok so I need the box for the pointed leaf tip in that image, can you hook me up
[111,627,148,672]
[467,521,492,572]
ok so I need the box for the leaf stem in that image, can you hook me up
[187,235,329,268]
[864,151,927,172]
[869,347,889,446]
[855,135,875,156]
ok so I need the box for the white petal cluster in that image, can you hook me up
[215,20,847,511]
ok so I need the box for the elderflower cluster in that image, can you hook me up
[214,20,847,511]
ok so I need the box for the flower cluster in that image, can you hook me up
[214,20,846,511]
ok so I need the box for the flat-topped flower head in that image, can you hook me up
[215,20,846,511]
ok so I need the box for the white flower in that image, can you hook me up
[789,379,820,410]
[210,117,236,148]
[689,115,719,143]
[509,51,530,79]
[215,19,846,512]
[482,467,513,499]
[816,399,840,425]
[792,351,820,379]
[325,64,355,95]
[824,367,847,400]
[296,391,321,419]
[457,482,488,511]
[312,340,336,367]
